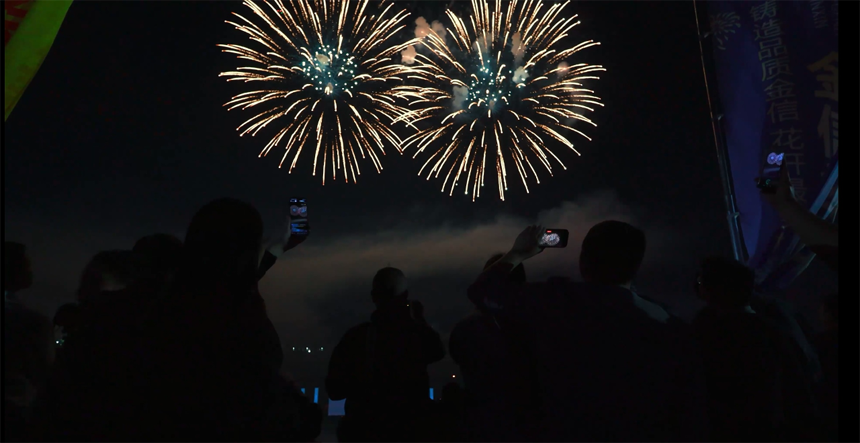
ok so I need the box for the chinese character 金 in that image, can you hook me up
[783,152,805,176]
[807,51,838,102]
[768,100,799,123]
[754,18,783,40]
[764,78,795,101]
[817,104,838,159]
[762,56,792,81]
[772,128,804,151]
[751,0,777,21]
[789,178,807,203]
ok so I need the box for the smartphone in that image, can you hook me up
[756,152,784,193]
[289,198,309,236]
[539,229,569,248]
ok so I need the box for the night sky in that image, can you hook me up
[6,0,819,386]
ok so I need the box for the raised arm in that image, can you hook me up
[467,225,545,311]
[760,166,838,248]
[258,214,308,281]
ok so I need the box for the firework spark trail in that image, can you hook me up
[219,0,423,184]
[401,0,605,201]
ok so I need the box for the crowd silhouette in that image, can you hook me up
[3,170,840,442]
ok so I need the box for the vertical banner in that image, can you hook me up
[702,0,838,290]
[4,0,74,121]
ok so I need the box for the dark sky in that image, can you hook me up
[5,0,750,385]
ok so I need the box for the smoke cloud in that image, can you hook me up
[511,32,525,65]
[315,54,330,67]
[452,85,469,110]
[557,61,570,77]
[415,17,447,41]
[431,20,447,40]
[7,190,703,353]
[513,66,529,83]
[415,17,431,38]
[401,45,417,65]
[258,190,690,343]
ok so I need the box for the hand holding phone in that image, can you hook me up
[756,152,784,194]
[538,229,569,248]
[267,199,309,259]
[756,160,797,209]
[289,198,309,236]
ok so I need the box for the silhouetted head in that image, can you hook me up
[4,242,33,294]
[696,256,755,309]
[371,267,408,307]
[133,233,183,282]
[77,250,143,302]
[579,221,646,287]
[485,252,526,284]
[181,198,263,289]
[819,292,838,331]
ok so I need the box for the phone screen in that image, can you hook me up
[757,152,784,192]
[539,229,569,248]
[289,198,309,236]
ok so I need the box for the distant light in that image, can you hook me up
[429,388,434,400]
[301,388,305,394]
[320,347,324,351]
[292,347,295,351]
[452,375,456,378]
[307,349,311,353]
[314,387,319,404]
[767,152,778,165]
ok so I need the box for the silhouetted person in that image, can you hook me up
[327,267,445,442]
[450,253,538,441]
[4,241,34,303]
[29,249,163,441]
[4,311,54,443]
[75,250,145,302]
[30,199,284,441]
[142,198,285,441]
[813,293,838,441]
[3,242,54,442]
[692,256,818,442]
[468,223,708,441]
[133,233,183,290]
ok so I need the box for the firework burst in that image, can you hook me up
[219,0,422,184]
[399,0,605,201]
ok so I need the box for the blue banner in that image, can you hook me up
[703,0,838,290]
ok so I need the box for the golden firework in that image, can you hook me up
[219,0,424,184]
[399,0,605,201]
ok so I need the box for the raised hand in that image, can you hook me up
[508,224,545,261]
[759,163,797,209]
[266,215,308,258]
